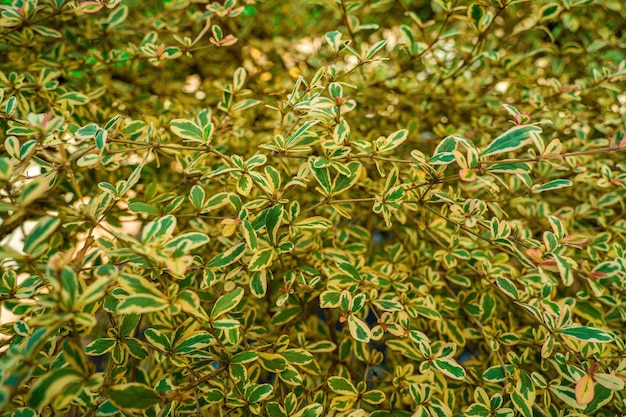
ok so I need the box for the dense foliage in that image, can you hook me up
[1,0,626,416]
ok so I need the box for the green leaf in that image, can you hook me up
[85,338,116,356]
[237,174,253,195]
[552,253,574,286]
[204,388,225,403]
[464,403,490,417]
[17,176,50,206]
[293,216,333,230]
[532,179,572,193]
[559,326,614,343]
[119,314,140,337]
[279,365,303,386]
[429,152,456,165]
[310,164,332,195]
[232,351,259,364]
[245,384,273,403]
[11,407,38,417]
[206,242,246,269]
[574,301,604,324]
[411,306,442,321]
[106,4,128,28]
[362,390,386,404]
[267,402,288,417]
[511,392,533,417]
[512,371,536,417]
[327,376,358,395]
[594,373,625,391]
[233,67,247,91]
[128,201,160,215]
[377,129,408,153]
[286,120,319,148]
[59,91,89,104]
[144,328,170,352]
[77,153,101,168]
[96,400,120,416]
[124,338,148,359]
[117,294,169,314]
[548,385,580,409]
[347,315,371,343]
[23,216,60,254]
[292,403,324,417]
[173,331,214,354]
[271,306,302,326]
[265,204,284,245]
[258,353,287,372]
[282,349,313,365]
[486,162,531,174]
[332,161,361,195]
[250,270,267,297]
[32,25,62,38]
[0,157,11,182]
[592,261,620,278]
[5,96,17,116]
[364,39,387,60]
[204,192,231,212]
[107,383,161,412]
[95,128,107,149]
[242,219,258,250]
[432,358,466,380]
[468,4,485,29]
[539,3,561,21]
[232,99,261,112]
[320,290,341,308]
[76,123,99,139]
[142,214,177,243]
[170,119,203,141]
[249,247,275,271]
[118,273,165,299]
[495,277,519,299]
[189,185,205,210]
[481,125,542,157]
[210,287,244,319]
[165,232,210,256]
[372,299,404,312]
[482,364,516,382]
[28,368,84,410]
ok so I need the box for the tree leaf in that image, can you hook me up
[292,403,324,417]
[23,216,60,254]
[347,315,371,343]
[116,294,169,314]
[211,287,244,319]
[28,368,83,410]
[532,179,572,193]
[481,125,542,157]
[170,119,203,141]
[559,326,614,343]
[206,242,246,269]
[495,277,519,299]
[293,216,333,230]
[107,383,161,412]
[249,247,275,271]
[327,376,358,395]
[85,338,116,356]
[245,383,273,403]
[432,359,466,380]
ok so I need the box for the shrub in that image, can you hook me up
[1,0,625,416]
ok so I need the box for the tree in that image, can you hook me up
[1,0,625,415]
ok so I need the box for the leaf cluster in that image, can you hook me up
[1,0,626,416]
